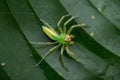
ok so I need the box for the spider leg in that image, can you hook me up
[57,14,71,32]
[63,16,78,33]
[67,24,87,34]
[30,42,58,45]
[66,45,80,62]
[40,19,53,30]
[35,44,61,66]
[60,45,69,71]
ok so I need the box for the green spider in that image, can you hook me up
[31,14,86,71]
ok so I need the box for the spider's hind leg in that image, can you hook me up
[35,44,61,66]
[40,19,53,29]
[65,45,80,63]
[30,42,58,45]
[60,45,69,71]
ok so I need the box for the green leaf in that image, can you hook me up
[60,0,120,79]
[0,0,120,80]
[0,0,47,80]
[5,0,65,80]
[89,0,120,30]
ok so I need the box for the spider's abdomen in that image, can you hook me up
[42,26,59,41]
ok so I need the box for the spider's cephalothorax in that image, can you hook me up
[31,14,86,71]
[57,34,73,44]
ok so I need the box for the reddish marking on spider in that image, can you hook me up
[65,35,72,42]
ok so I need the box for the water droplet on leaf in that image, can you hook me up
[91,15,95,20]
[1,62,5,67]
[90,32,94,37]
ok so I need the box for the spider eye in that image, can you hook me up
[65,35,72,42]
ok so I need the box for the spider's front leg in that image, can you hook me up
[57,14,71,33]
[35,44,61,66]
[63,16,78,33]
[67,24,87,34]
